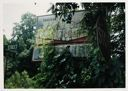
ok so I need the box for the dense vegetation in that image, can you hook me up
[4,3,125,88]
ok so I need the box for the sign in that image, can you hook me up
[8,45,17,50]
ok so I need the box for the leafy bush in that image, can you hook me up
[5,71,36,88]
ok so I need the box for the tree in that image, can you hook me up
[5,71,36,88]
[47,3,125,87]
[4,3,125,88]
[4,12,40,82]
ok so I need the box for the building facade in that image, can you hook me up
[32,10,90,61]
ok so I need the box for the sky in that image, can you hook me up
[2,0,127,40]
[3,0,53,39]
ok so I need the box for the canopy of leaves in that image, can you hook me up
[4,13,40,82]
[42,2,125,88]
[4,3,125,88]
[5,71,36,88]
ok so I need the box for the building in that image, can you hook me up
[32,10,90,61]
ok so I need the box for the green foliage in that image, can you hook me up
[48,3,79,23]
[35,26,54,45]
[4,12,40,83]
[48,3,125,88]
[11,13,39,75]
[3,35,9,46]
[33,46,84,88]
[4,3,125,88]
[5,71,36,88]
